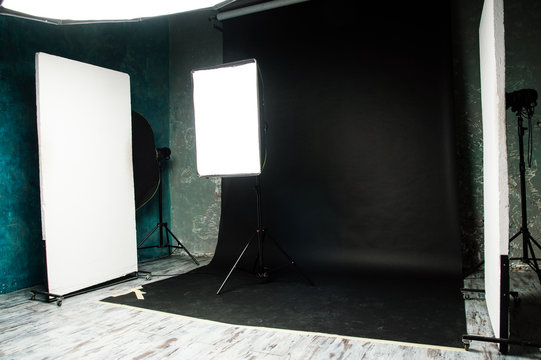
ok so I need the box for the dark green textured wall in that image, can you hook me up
[168,11,223,256]
[0,15,170,293]
[452,0,486,271]
[504,0,541,265]
[452,0,541,272]
[0,16,42,294]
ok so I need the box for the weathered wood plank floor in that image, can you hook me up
[1,256,539,359]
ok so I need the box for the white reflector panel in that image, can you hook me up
[479,0,508,340]
[35,52,137,296]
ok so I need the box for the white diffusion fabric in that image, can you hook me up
[35,53,137,296]
[192,59,261,177]
[479,0,508,339]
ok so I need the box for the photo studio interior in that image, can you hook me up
[1,0,541,355]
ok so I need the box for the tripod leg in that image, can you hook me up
[509,230,522,243]
[165,227,199,266]
[528,234,541,251]
[526,237,541,284]
[137,224,161,248]
[217,234,256,295]
[269,237,314,286]
[164,223,172,256]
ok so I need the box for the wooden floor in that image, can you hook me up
[1,256,540,359]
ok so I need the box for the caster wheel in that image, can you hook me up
[30,294,36,301]
[463,340,471,351]
[56,297,63,306]
[145,274,152,280]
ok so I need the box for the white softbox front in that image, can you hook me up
[192,59,261,177]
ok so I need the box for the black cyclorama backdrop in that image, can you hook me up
[211,0,461,276]
[104,1,466,347]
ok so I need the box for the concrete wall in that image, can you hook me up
[168,10,223,256]
[504,0,541,265]
[452,0,486,272]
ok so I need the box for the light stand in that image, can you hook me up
[507,89,541,284]
[216,175,313,294]
[137,147,199,266]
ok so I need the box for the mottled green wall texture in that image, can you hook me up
[168,11,223,256]
[0,15,170,293]
[504,0,541,266]
[452,0,486,271]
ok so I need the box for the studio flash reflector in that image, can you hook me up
[192,59,261,177]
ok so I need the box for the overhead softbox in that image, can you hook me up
[192,59,261,177]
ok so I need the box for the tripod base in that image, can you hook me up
[138,222,199,266]
[217,229,313,295]
[466,230,541,283]
[509,229,541,284]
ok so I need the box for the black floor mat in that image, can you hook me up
[102,264,466,348]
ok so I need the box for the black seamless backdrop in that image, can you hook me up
[103,3,467,346]
[212,0,461,277]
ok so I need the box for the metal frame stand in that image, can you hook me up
[508,111,541,284]
[462,335,541,352]
[462,256,511,353]
[137,161,199,266]
[461,256,541,353]
[216,175,313,295]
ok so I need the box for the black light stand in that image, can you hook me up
[216,175,313,295]
[506,89,541,284]
[137,147,199,266]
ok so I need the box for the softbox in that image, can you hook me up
[192,59,261,177]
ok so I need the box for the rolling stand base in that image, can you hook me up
[30,272,141,306]
[462,335,541,353]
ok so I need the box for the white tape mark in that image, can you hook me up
[112,286,146,300]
